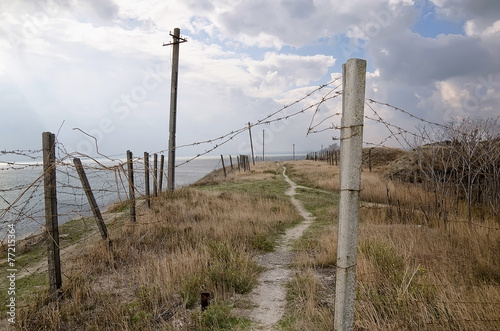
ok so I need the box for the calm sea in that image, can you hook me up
[1,154,304,240]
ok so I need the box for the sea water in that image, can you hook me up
[0,154,304,240]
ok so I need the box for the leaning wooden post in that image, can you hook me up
[42,132,62,299]
[153,153,158,197]
[334,58,366,331]
[229,155,234,170]
[248,122,255,165]
[159,154,165,192]
[126,150,136,222]
[144,152,151,208]
[221,155,227,178]
[73,158,109,240]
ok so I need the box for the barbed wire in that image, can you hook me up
[1,79,499,326]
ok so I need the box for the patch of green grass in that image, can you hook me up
[250,234,274,252]
[193,301,252,330]
[294,188,338,223]
[359,240,405,284]
[207,241,258,294]
[291,188,339,255]
[180,275,204,309]
[0,216,103,313]
[200,175,290,199]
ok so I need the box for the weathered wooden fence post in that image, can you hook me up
[144,152,151,208]
[73,158,110,241]
[237,155,241,172]
[334,58,366,331]
[229,155,234,170]
[42,132,62,299]
[248,122,255,165]
[153,153,158,197]
[127,150,136,222]
[159,154,165,192]
[221,155,227,178]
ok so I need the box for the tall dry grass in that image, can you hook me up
[283,159,500,330]
[16,163,300,330]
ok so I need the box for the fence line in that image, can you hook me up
[1,68,499,328]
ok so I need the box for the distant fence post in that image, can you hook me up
[221,155,227,177]
[42,132,62,299]
[159,154,165,192]
[73,158,109,241]
[127,150,136,222]
[237,156,241,172]
[144,152,151,208]
[229,155,234,170]
[153,153,158,197]
[334,58,366,331]
[368,148,372,172]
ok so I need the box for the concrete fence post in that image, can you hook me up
[334,58,366,331]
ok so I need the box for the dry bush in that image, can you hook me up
[284,159,500,330]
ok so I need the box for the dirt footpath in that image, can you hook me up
[246,166,315,329]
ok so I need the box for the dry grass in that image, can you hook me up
[9,159,500,330]
[15,162,300,330]
[282,159,500,331]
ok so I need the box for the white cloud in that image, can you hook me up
[0,0,499,156]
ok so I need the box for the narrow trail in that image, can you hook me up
[246,166,315,329]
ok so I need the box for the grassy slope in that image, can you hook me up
[281,160,500,331]
[3,162,303,330]
[2,159,499,330]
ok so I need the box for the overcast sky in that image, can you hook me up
[1,0,499,160]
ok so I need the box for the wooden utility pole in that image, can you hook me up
[73,158,109,240]
[164,28,187,192]
[248,122,255,165]
[42,132,62,299]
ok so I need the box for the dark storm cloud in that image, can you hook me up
[281,0,316,19]
[371,31,496,86]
